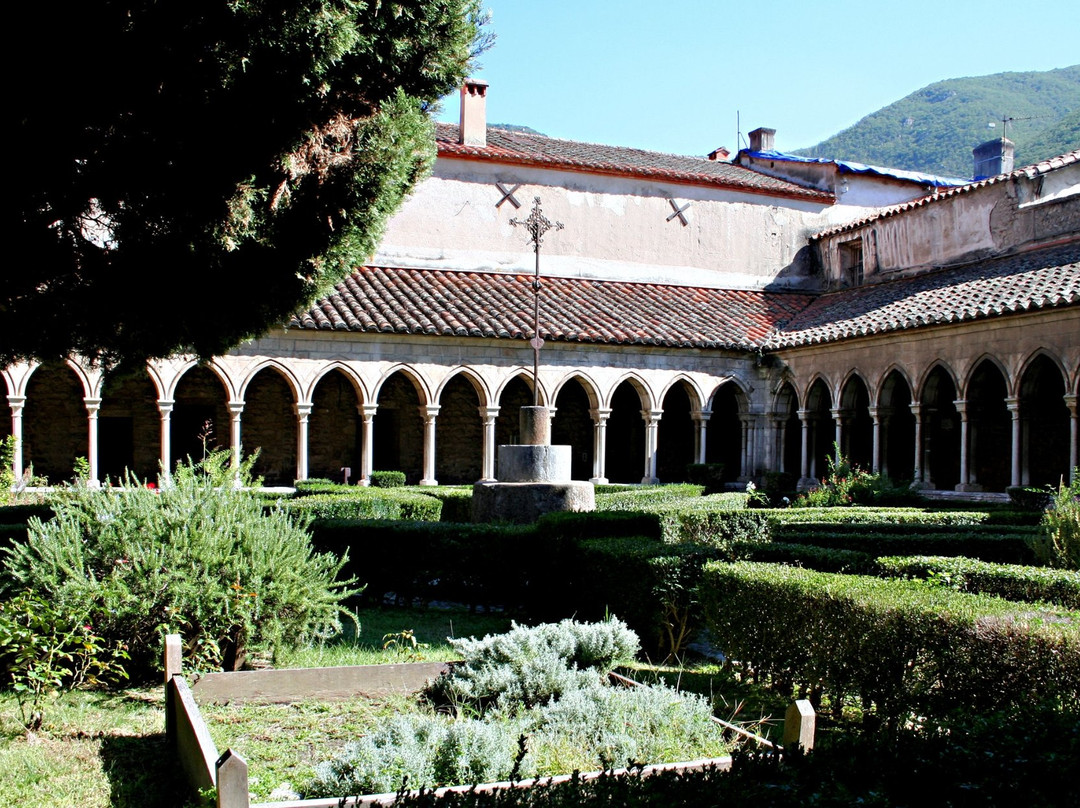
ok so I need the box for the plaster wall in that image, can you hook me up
[375,158,868,290]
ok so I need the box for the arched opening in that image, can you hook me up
[1020,356,1070,487]
[552,379,594,482]
[374,371,424,484]
[309,370,362,483]
[774,382,801,477]
[606,381,646,484]
[172,366,229,466]
[243,368,297,486]
[967,360,1010,492]
[880,371,915,482]
[23,363,85,484]
[706,383,743,482]
[495,375,533,448]
[805,379,833,481]
[436,374,483,484]
[839,375,873,470]
[656,383,695,483]
[99,371,160,483]
[920,366,960,490]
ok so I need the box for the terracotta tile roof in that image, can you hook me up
[768,241,1080,349]
[810,149,1080,241]
[435,123,834,204]
[291,266,815,350]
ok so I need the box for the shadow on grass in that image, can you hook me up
[100,732,192,808]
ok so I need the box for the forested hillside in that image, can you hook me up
[796,66,1080,178]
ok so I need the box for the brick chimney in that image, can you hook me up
[707,146,731,161]
[973,137,1014,181]
[459,79,488,147]
[748,127,776,153]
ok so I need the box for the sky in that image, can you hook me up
[436,0,1079,157]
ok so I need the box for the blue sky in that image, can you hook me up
[437,0,1079,157]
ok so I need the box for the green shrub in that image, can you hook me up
[686,463,725,493]
[277,488,442,522]
[1006,485,1055,511]
[731,540,873,574]
[1,452,358,680]
[596,484,705,510]
[1030,472,1080,570]
[769,526,1036,564]
[418,487,474,523]
[370,470,407,488]
[700,561,1080,723]
[769,507,988,526]
[875,555,1080,609]
[794,447,922,507]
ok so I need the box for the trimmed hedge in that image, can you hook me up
[416,487,474,523]
[731,540,873,574]
[276,489,443,522]
[768,528,1036,564]
[876,555,1080,609]
[595,484,705,510]
[767,507,990,526]
[700,561,1080,722]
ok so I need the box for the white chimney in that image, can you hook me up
[459,79,488,147]
[973,138,1015,181]
[748,127,776,152]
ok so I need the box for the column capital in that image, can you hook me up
[7,395,26,411]
[829,407,846,422]
[590,407,612,424]
[908,402,922,417]
[952,398,968,416]
[481,405,501,418]
[227,400,245,416]
[1064,393,1078,415]
[1004,396,1020,415]
[642,408,663,424]
[157,398,175,415]
[84,397,102,413]
[361,403,378,419]
[294,402,313,419]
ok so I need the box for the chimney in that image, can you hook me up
[707,146,731,161]
[748,127,776,153]
[459,79,488,147]
[973,138,1014,181]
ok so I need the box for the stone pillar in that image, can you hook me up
[770,414,785,474]
[830,408,844,461]
[84,397,101,486]
[797,409,811,486]
[7,396,25,482]
[738,418,751,480]
[227,400,244,473]
[868,406,882,474]
[693,410,710,465]
[419,404,440,486]
[480,406,499,482]
[1005,396,1021,487]
[909,403,925,488]
[590,407,610,484]
[1066,395,1078,485]
[359,403,377,486]
[295,402,312,483]
[954,399,979,492]
[642,409,661,484]
[157,399,174,481]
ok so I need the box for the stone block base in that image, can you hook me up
[471,480,595,525]
[498,444,571,483]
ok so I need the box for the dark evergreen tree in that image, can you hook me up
[6,1,489,367]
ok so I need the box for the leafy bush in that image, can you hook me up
[1,452,357,680]
[794,447,922,507]
[370,470,407,488]
[596,484,705,510]
[277,488,442,522]
[700,561,1080,724]
[418,487,474,523]
[1007,485,1055,511]
[1030,472,1080,570]
[876,555,1080,609]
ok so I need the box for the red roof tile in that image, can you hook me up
[435,123,834,204]
[768,241,1080,348]
[291,267,815,351]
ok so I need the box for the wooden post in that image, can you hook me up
[782,699,816,752]
[216,749,250,808]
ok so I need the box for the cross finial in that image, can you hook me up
[510,197,564,250]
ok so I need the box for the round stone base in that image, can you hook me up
[471,480,596,524]
[498,444,571,482]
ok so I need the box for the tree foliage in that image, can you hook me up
[7,1,488,367]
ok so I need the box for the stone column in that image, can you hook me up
[359,403,377,486]
[641,409,662,484]
[909,403,925,487]
[1005,396,1021,488]
[419,404,440,486]
[868,406,882,474]
[738,418,751,481]
[830,408,844,462]
[693,410,711,465]
[797,409,811,487]
[227,401,245,473]
[1065,394,1078,485]
[84,397,101,486]
[954,399,979,492]
[157,399,174,481]
[590,408,610,484]
[7,396,26,483]
[294,403,312,483]
[479,406,500,482]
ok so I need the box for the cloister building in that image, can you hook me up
[5,82,1078,493]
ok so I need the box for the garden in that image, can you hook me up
[1,446,1078,807]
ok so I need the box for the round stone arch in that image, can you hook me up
[876,366,916,482]
[241,363,300,486]
[372,366,430,484]
[838,370,873,471]
[22,361,89,484]
[656,376,702,483]
[916,361,961,490]
[171,363,232,466]
[551,373,600,483]
[962,355,1011,492]
[307,363,369,483]
[98,367,161,483]
[706,379,750,483]
[434,369,487,485]
[1018,350,1071,487]
[604,374,653,484]
[770,378,802,477]
[803,375,835,481]
[494,372,537,448]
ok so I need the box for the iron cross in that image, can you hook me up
[510,197,564,405]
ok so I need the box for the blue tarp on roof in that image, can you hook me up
[744,150,970,187]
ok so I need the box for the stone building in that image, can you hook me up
[4,82,1078,493]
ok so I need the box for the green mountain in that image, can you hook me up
[796,66,1080,178]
